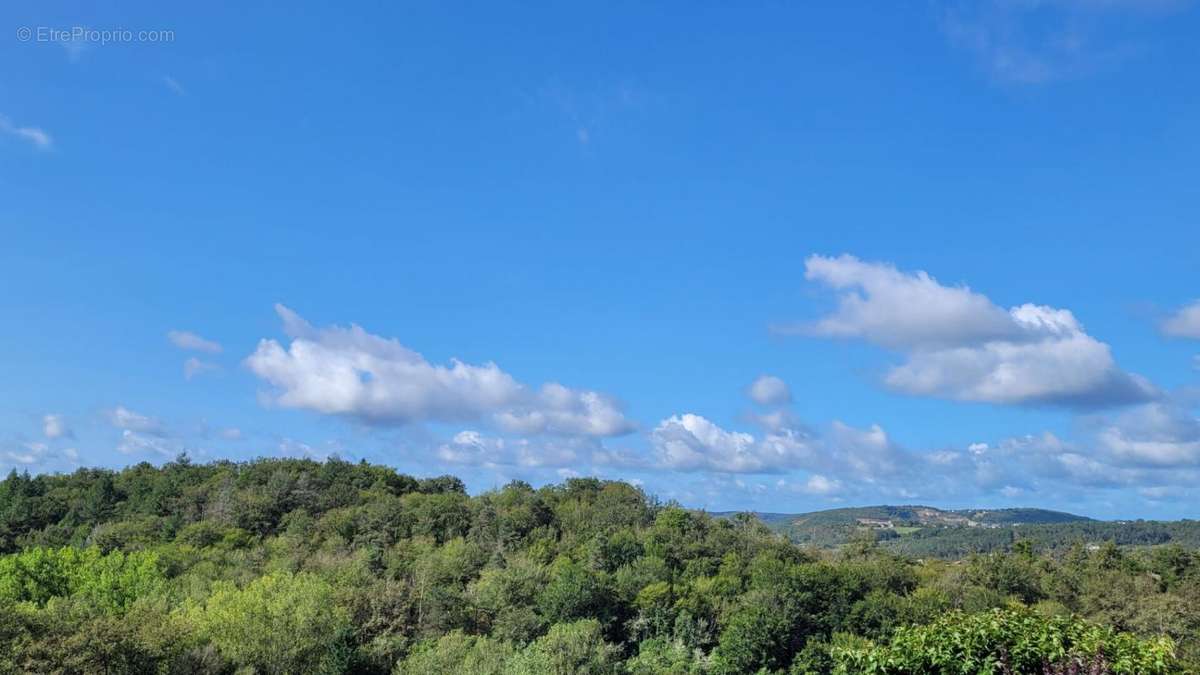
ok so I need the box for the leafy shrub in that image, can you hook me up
[832,606,1180,674]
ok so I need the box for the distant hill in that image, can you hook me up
[713,505,1200,558]
[784,504,1090,529]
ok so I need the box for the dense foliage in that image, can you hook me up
[0,458,1196,674]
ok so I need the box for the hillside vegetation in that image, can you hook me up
[755,506,1200,559]
[0,457,1197,674]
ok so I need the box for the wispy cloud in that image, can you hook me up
[163,76,186,96]
[940,0,1191,84]
[108,405,166,436]
[168,330,222,353]
[0,116,53,149]
[537,79,641,147]
[184,357,220,380]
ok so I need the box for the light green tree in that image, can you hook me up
[506,619,623,675]
[186,571,350,675]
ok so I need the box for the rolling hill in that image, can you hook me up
[714,505,1200,558]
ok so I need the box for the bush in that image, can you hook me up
[831,607,1180,674]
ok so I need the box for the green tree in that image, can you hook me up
[394,631,514,675]
[186,571,350,675]
[507,619,623,675]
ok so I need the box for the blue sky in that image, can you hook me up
[3,1,1199,518]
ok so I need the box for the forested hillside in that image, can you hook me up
[758,506,1200,559]
[1,457,1197,674]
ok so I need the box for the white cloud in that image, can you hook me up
[801,474,844,496]
[650,413,833,474]
[799,255,1155,407]
[1095,402,1200,467]
[922,409,1200,498]
[117,430,179,457]
[0,116,53,149]
[747,375,792,406]
[800,254,1017,349]
[245,304,634,436]
[42,414,71,439]
[168,330,223,353]
[218,427,243,440]
[436,430,592,469]
[1162,300,1200,339]
[826,420,904,480]
[648,400,1200,503]
[4,442,48,466]
[0,440,80,471]
[109,406,165,435]
[651,414,766,473]
[492,383,634,437]
[184,357,219,380]
[748,408,803,434]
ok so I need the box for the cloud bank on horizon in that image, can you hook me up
[9,253,1195,519]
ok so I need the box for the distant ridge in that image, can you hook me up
[711,505,1091,528]
[708,505,1200,557]
[783,504,1092,528]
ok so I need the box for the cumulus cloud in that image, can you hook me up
[245,304,634,436]
[651,414,772,473]
[644,395,1200,503]
[1162,300,1200,339]
[42,414,71,439]
[748,408,805,434]
[747,375,792,406]
[168,330,223,353]
[798,254,1018,349]
[647,412,900,477]
[436,430,596,469]
[798,255,1155,407]
[899,403,1200,501]
[0,116,53,149]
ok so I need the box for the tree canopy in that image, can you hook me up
[0,458,1196,674]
